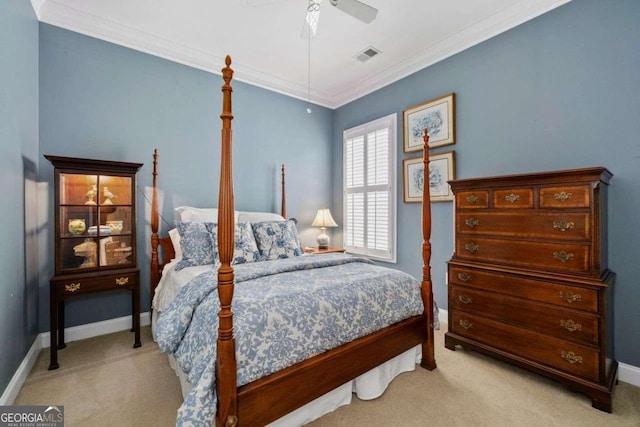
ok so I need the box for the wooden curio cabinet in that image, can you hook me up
[45,155,143,370]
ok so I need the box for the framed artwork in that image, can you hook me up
[403,93,455,152]
[403,151,455,203]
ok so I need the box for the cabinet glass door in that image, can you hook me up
[58,173,134,271]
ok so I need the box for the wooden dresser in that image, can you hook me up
[445,167,617,412]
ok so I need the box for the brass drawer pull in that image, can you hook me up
[560,351,583,364]
[560,319,583,332]
[115,277,129,286]
[65,283,81,293]
[464,243,479,253]
[554,191,572,202]
[457,272,472,282]
[459,295,472,304]
[559,291,581,304]
[466,195,478,204]
[553,251,574,262]
[465,218,480,228]
[553,220,575,232]
[505,193,520,203]
[459,319,473,330]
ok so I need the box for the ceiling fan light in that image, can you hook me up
[304,0,321,38]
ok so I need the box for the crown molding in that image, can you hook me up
[331,0,571,107]
[30,0,47,17]
[35,0,336,108]
[34,0,570,109]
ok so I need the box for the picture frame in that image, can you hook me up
[403,93,455,152]
[403,151,455,203]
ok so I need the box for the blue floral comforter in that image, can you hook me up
[156,253,430,426]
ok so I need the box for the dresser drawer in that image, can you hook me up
[448,265,598,313]
[456,191,489,209]
[540,185,591,208]
[493,188,534,208]
[456,212,590,241]
[450,310,599,381]
[450,285,598,346]
[54,271,138,296]
[456,237,590,274]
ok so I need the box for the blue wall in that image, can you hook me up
[3,0,638,398]
[38,24,333,331]
[333,0,640,367]
[0,2,39,394]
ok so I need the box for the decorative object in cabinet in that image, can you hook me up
[446,167,617,413]
[45,155,143,370]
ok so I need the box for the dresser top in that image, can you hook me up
[449,167,612,190]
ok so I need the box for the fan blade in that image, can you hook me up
[330,0,378,24]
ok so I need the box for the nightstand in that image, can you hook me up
[303,246,346,255]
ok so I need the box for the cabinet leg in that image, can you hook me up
[58,301,66,349]
[591,396,612,413]
[49,293,59,370]
[132,287,141,348]
[444,334,457,351]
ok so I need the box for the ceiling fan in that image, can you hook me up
[247,0,378,37]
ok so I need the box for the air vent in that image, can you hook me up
[355,46,381,62]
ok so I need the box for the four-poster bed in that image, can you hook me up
[150,56,436,427]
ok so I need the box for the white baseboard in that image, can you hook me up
[1,312,150,405]
[0,338,42,406]
[618,362,640,387]
[39,311,150,348]
[438,308,448,325]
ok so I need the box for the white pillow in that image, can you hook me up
[168,228,182,261]
[175,206,240,223]
[237,211,285,223]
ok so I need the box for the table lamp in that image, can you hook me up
[311,208,338,249]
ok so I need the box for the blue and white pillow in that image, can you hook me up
[207,222,261,265]
[252,220,303,261]
[175,221,217,271]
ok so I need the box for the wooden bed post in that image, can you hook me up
[150,149,160,315]
[281,164,286,219]
[420,129,437,370]
[216,55,238,427]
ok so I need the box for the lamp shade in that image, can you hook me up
[311,208,338,228]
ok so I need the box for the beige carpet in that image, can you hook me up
[15,325,640,426]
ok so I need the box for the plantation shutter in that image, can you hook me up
[343,114,396,262]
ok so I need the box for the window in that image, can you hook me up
[343,113,397,262]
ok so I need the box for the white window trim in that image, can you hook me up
[342,113,397,263]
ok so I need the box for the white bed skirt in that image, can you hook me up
[155,314,421,426]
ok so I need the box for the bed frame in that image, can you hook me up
[150,56,436,427]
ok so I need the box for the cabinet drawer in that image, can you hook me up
[493,189,534,208]
[448,265,598,313]
[456,212,590,241]
[456,237,590,274]
[540,185,591,208]
[450,310,599,381]
[450,285,598,346]
[456,191,489,209]
[54,272,138,296]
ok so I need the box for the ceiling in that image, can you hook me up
[31,0,570,109]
